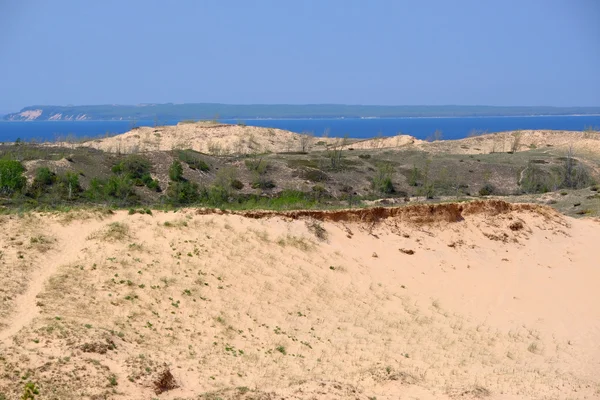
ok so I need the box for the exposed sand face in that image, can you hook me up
[1,202,599,399]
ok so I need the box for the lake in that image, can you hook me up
[1,115,599,142]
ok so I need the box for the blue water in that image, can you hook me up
[1,115,599,142]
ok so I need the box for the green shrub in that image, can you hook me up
[113,155,152,179]
[408,165,421,187]
[177,150,210,172]
[245,158,269,175]
[169,160,184,182]
[102,175,138,205]
[372,163,395,194]
[213,167,242,196]
[34,167,56,186]
[83,178,106,202]
[0,159,26,195]
[231,179,244,190]
[301,168,328,182]
[56,172,82,200]
[166,180,199,205]
[520,162,551,193]
[111,155,159,192]
[478,183,496,196]
[251,175,275,189]
[30,167,57,197]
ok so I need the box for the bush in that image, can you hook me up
[372,163,395,194]
[0,159,26,195]
[34,167,56,187]
[103,175,138,205]
[166,180,199,205]
[177,150,210,172]
[251,174,275,189]
[418,183,435,199]
[245,158,269,175]
[141,174,161,191]
[56,172,82,200]
[301,168,328,182]
[114,155,151,179]
[31,167,57,197]
[169,160,184,182]
[520,162,550,193]
[408,165,421,187]
[112,155,159,191]
[478,183,496,196]
[231,179,244,190]
[206,185,229,206]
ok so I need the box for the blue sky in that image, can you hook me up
[1,0,599,112]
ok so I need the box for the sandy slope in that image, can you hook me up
[1,202,599,399]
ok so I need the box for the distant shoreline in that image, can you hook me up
[5,104,600,121]
[2,114,600,122]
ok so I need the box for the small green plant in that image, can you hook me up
[108,374,118,386]
[275,345,287,355]
[21,382,39,400]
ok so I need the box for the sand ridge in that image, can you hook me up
[47,121,600,157]
[0,201,599,399]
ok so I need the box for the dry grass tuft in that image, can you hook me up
[277,234,314,251]
[509,221,524,231]
[87,222,130,241]
[153,366,178,394]
[163,219,189,228]
[28,234,54,252]
[305,219,328,241]
[447,385,491,399]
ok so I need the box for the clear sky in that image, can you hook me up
[1,0,599,113]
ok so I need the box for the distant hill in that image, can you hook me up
[4,103,600,121]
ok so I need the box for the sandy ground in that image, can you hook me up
[1,201,599,399]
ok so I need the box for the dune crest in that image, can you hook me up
[49,121,600,158]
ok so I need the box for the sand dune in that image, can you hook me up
[57,122,332,154]
[1,201,599,399]
[416,129,600,155]
[50,121,600,157]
